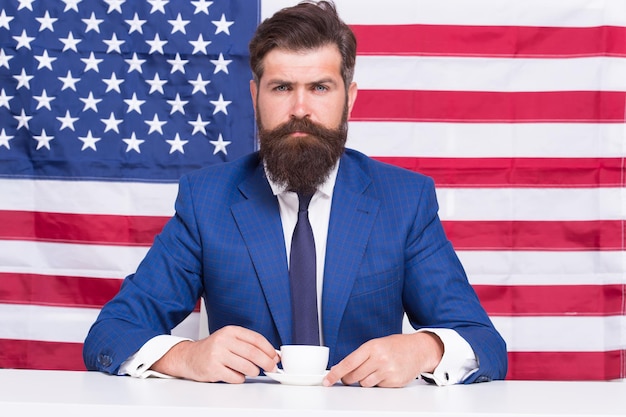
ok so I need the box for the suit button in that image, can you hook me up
[98,354,112,367]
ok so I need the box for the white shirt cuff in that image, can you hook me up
[118,335,192,379]
[417,328,479,386]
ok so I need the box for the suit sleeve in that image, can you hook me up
[83,175,204,374]
[402,177,508,383]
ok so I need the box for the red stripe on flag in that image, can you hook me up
[351,90,626,122]
[475,285,626,316]
[0,211,169,246]
[2,273,621,317]
[375,157,625,188]
[0,273,122,308]
[2,213,622,251]
[443,220,624,251]
[0,273,202,311]
[0,342,623,379]
[0,339,86,371]
[352,25,626,57]
[506,351,625,380]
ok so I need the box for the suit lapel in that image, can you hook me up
[231,163,292,344]
[322,155,380,355]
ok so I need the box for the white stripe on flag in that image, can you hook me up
[437,188,623,221]
[459,251,626,286]
[355,56,626,92]
[0,179,177,216]
[2,241,624,287]
[263,0,626,26]
[347,122,626,158]
[2,179,622,220]
[0,305,200,343]
[490,316,626,352]
[0,241,149,279]
[2,303,624,352]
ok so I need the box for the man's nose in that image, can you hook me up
[290,90,311,119]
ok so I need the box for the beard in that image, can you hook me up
[258,106,348,195]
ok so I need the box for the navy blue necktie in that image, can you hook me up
[289,192,320,345]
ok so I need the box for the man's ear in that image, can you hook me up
[346,81,358,116]
[250,79,258,110]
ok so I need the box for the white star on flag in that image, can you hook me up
[13,29,35,50]
[14,109,32,129]
[189,73,210,94]
[17,0,35,12]
[126,13,146,34]
[0,49,13,68]
[101,113,123,133]
[59,31,81,52]
[123,132,145,153]
[192,0,213,15]
[14,68,34,89]
[190,34,211,54]
[210,93,231,115]
[78,130,101,151]
[125,53,146,73]
[211,53,231,74]
[210,133,231,155]
[36,11,57,32]
[0,128,14,149]
[189,114,210,135]
[80,92,102,112]
[146,73,167,94]
[124,93,146,114]
[103,33,125,53]
[145,114,167,134]
[0,10,14,29]
[167,53,188,74]
[34,50,57,70]
[147,34,168,54]
[58,70,79,91]
[81,52,103,73]
[33,89,54,110]
[212,14,233,35]
[61,0,80,13]
[0,88,12,108]
[56,110,79,131]
[168,13,190,35]
[166,133,188,154]
[104,0,125,14]
[167,93,188,115]
[103,73,124,93]
[33,129,54,150]
[82,12,103,33]
[147,0,169,14]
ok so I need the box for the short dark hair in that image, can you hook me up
[248,0,357,89]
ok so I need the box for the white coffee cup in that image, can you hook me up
[278,345,329,375]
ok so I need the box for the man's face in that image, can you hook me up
[250,45,358,194]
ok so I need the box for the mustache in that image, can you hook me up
[263,117,343,140]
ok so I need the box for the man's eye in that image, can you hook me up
[275,85,289,91]
[314,85,328,92]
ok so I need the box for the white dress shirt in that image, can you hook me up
[120,162,478,385]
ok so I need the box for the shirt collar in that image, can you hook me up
[265,160,340,199]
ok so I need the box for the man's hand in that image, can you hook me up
[151,325,280,383]
[322,332,444,388]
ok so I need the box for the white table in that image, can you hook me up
[0,369,623,416]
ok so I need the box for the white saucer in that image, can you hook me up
[265,370,329,386]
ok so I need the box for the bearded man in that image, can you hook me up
[84,1,507,388]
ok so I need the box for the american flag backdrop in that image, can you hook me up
[0,0,624,381]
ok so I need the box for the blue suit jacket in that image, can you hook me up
[84,149,507,382]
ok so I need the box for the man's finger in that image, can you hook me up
[322,348,369,386]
